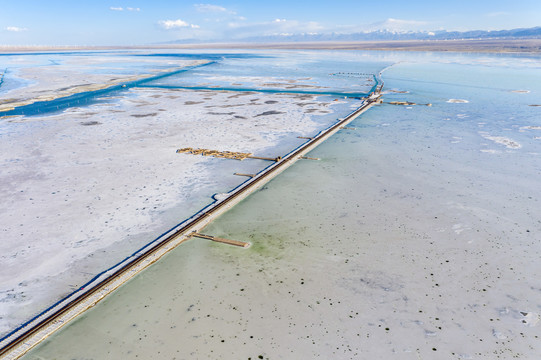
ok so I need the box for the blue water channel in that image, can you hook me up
[0,50,383,118]
[0,62,215,117]
[0,69,5,89]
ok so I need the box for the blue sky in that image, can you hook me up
[1,0,540,45]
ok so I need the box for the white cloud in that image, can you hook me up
[110,6,140,11]
[363,18,429,32]
[6,26,28,32]
[159,19,200,30]
[195,4,235,14]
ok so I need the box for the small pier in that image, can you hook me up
[233,173,257,178]
[247,155,281,162]
[190,232,250,248]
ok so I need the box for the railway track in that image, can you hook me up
[0,89,382,360]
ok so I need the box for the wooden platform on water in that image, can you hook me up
[233,173,257,178]
[190,232,250,248]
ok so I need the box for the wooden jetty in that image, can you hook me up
[190,232,250,248]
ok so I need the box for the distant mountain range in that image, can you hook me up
[165,26,541,44]
[248,26,541,42]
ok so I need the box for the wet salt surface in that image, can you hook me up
[22,52,541,359]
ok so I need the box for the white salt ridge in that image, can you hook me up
[492,329,508,340]
[519,125,541,132]
[447,99,469,103]
[213,193,229,201]
[479,132,521,149]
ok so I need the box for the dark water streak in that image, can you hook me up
[137,83,370,98]
[0,69,5,89]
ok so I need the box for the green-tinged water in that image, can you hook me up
[19,50,541,359]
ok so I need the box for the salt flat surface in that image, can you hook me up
[20,50,541,360]
[22,102,541,359]
[0,84,348,335]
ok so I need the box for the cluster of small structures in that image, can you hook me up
[330,72,374,78]
[176,148,281,162]
[388,100,432,106]
[176,147,254,160]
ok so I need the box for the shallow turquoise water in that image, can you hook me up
[15,50,541,359]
